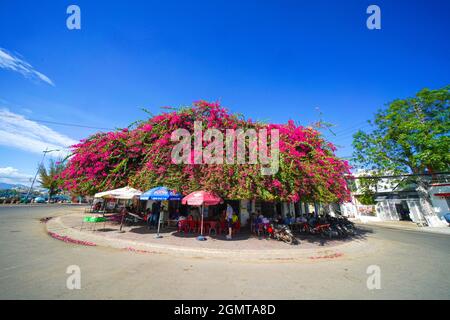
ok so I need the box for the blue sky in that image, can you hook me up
[0,0,449,185]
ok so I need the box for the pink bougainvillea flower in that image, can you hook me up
[58,100,351,203]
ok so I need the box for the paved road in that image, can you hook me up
[0,205,449,299]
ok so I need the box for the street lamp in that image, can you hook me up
[25,148,60,203]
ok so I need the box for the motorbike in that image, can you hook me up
[301,221,332,237]
[326,216,356,238]
[299,215,357,239]
[266,223,298,245]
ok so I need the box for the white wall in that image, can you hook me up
[239,200,250,226]
[376,200,400,221]
[340,202,357,218]
[429,184,450,225]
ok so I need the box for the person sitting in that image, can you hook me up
[188,207,199,220]
[257,211,264,222]
[171,208,180,220]
[232,212,239,234]
[308,212,317,227]
[273,214,283,225]
[250,212,257,233]
[93,201,102,212]
[284,214,292,225]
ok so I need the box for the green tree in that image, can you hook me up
[38,159,65,200]
[352,86,450,223]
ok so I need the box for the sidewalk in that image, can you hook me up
[354,219,450,235]
[45,211,373,261]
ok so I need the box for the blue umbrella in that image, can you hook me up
[140,186,182,238]
[140,186,182,201]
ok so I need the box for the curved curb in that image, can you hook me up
[47,231,97,246]
[46,214,377,262]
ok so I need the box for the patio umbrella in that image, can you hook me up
[182,191,223,241]
[94,186,142,199]
[140,186,182,201]
[93,186,143,232]
[140,186,182,238]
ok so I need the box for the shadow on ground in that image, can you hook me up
[292,227,373,246]
[74,219,372,247]
[129,225,253,241]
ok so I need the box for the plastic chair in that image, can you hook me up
[257,223,265,237]
[188,220,197,233]
[208,221,218,235]
[216,221,227,234]
[178,220,188,233]
[232,221,241,235]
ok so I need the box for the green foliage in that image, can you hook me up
[38,159,65,198]
[355,176,377,205]
[355,194,375,205]
[0,189,19,198]
[352,86,450,174]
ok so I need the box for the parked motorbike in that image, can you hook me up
[302,222,331,237]
[299,215,357,239]
[266,223,298,245]
[326,216,356,238]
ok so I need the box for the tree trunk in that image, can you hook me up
[415,177,436,226]
[48,190,55,203]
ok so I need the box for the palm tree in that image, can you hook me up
[38,159,65,201]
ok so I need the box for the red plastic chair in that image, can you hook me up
[200,221,209,234]
[188,220,197,233]
[232,221,241,235]
[208,221,218,235]
[178,220,188,233]
[257,223,265,237]
[217,221,225,235]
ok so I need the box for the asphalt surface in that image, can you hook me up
[0,205,449,299]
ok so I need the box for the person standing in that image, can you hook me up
[151,201,161,228]
[226,204,234,240]
[145,208,153,229]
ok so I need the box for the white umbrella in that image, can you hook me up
[94,186,142,199]
[94,186,143,232]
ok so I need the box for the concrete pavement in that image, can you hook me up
[0,205,449,299]
[354,219,450,235]
[45,209,371,261]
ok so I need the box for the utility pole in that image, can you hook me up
[25,148,60,203]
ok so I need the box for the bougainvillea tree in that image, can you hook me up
[59,101,351,203]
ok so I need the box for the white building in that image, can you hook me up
[341,171,450,227]
[429,182,450,222]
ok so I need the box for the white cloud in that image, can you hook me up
[0,108,77,158]
[0,167,33,186]
[0,48,54,86]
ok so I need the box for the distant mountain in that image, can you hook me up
[0,183,29,190]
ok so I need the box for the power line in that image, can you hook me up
[347,172,450,179]
[2,113,372,139]
[27,118,115,131]
[1,114,115,131]
[332,121,371,135]
[330,128,369,143]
